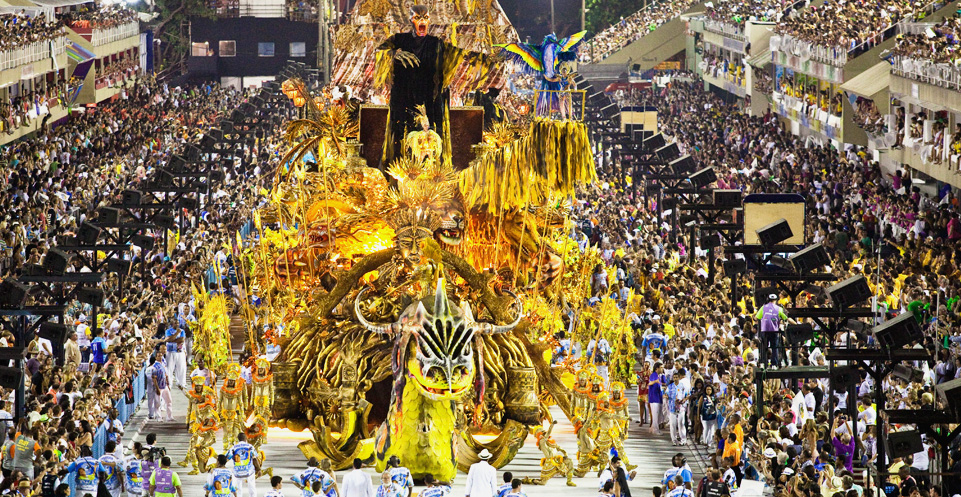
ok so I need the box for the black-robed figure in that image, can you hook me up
[374,4,499,169]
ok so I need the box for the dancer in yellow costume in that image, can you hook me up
[220,364,247,451]
[589,392,636,471]
[572,416,601,477]
[585,373,605,422]
[245,414,272,478]
[181,398,219,474]
[522,421,576,486]
[609,382,630,441]
[250,358,274,420]
[570,368,593,421]
[185,375,209,425]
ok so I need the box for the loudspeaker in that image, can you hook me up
[75,222,102,245]
[830,365,860,389]
[76,288,104,307]
[209,170,225,183]
[43,248,70,275]
[886,430,923,459]
[700,233,720,249]
[654,143,680,162]
[789,243,830,274]
[185,144,201,162]
[220,121,234,134]
[826,275,871,308]
[935,377,961,418]
[600,102,618,118]
[786,323,814,345]
[98,207,121,225]
[892,364,924,384]
[0,279,30,308]
[756,218,793,246]
[0,367,22,389]
[713,189,741,208]
[130,234,155,251]
[38,321,70,344]
[179,197,199,210]
[155,215,176,230]
[754,286,777,303]
[671,155,697,176]
[723,259,746,277]
[168,155,188,172]
[232,109,246,125]
[643,133,666,150]
[121,189,142,206]
[873,312,923,350]
[104,258,132,273]
[200,133,218,151]
[156,168,175,187]
[689,167,717,188]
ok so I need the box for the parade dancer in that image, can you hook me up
[225,433,259,497]
[220,364,247,451]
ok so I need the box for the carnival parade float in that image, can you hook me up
[231,0,640,484]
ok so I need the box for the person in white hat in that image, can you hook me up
[754,293,791,369]
[465,449,497,497]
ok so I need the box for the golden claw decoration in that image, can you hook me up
[394,49,421,68]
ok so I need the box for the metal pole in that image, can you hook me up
[874,371,887,489]
[16,316,24,420]
[581,0,585,32]
[318,0,329,84]
[551,0,555,33]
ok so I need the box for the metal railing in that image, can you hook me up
[91,366,146,458]
[286,8,318,22]
[0,36,66,71]
[703,19,747,41]
[533,89,587,121]
[772,0,944,67]
[90,21,140,46]
[890,54,961,90]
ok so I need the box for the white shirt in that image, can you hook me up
[341,469,374,497]
[803,392,816,415]
[858,405,876,426]
[465,460,497,497]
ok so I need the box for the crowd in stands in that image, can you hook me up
[891,14,961,65]
[754,68,774,95]
[574,75,961,497]
[705,0,789,26]
[775,0,929,52]
[95,58,140,90]
[775,78,844,120]
[59,6,138,29]
[853,98,886,135]
[0,12,64,51]
[0,80,69,134]
[701,54,746,87]
[0,75,286,495]
[583,0,699,63]
[286,0,318,21]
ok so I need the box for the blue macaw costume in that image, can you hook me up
[497,31,587,115]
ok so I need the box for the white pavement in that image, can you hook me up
[120,319,706,496]
[125,386,706,497]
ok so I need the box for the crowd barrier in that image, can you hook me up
[91,365,147,459]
